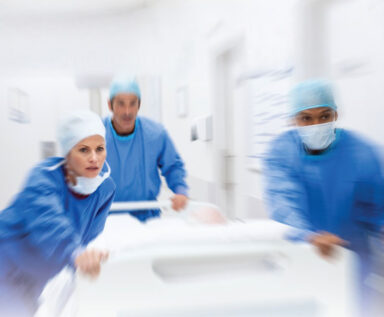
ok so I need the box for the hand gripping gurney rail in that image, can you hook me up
[109,199,221,216]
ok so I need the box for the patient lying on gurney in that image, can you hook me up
[36,208,293,316]
[88,206,291,254]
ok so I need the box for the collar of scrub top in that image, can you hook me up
[69,190,89,199]
[44,158,110,198]
[109,117,140,141]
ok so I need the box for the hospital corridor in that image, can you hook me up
[1,0,384,316]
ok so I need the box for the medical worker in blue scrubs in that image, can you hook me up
[0,110,115,317]
[263,79,384,316]
[103,76,189,222]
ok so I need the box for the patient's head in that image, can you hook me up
[189,206,227,225]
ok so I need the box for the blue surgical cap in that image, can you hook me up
[290,79,337,116]
[109,76,141,100]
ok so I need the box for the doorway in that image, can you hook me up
[212,36,245,219]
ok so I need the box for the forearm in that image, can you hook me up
[163,166,188,196]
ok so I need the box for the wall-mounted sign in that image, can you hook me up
[40,141,57,159]
[176,86,188,117]
[243,67,293,171]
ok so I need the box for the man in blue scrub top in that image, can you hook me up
[103,76,189,222]
[263,79,384,316]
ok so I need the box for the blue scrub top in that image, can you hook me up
[0,157,115,314]
[263,128,384,314]
[263,129,384,253]
[103,116,188,222]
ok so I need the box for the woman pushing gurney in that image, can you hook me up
[0,110,115,317]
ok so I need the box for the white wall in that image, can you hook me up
[327,0,384,145]
[148,0,297,218]
[0,77,89,208]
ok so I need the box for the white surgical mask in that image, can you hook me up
[68,163,111,195]
[297,121,336,150]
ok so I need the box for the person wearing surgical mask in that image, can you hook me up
[263,79,384,316]
[0,110,115,317]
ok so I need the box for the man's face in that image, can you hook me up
[108,93,140,134]
[295,107,338,127]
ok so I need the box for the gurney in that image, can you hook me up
[37,200,359,317]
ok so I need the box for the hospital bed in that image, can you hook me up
[37,201,359,317]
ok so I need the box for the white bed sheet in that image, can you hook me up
[88,215,291,254]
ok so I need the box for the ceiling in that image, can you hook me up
[0,0,159,19]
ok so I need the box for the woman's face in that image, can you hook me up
[66,135,106,178]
